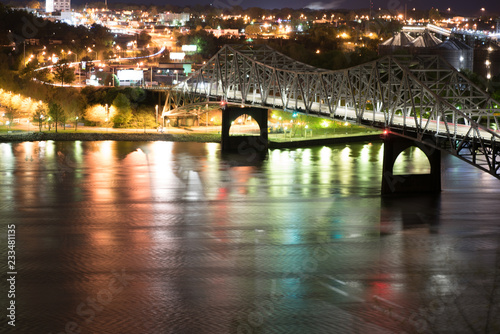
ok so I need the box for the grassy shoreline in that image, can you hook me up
[0,131,222,143]
[0,130,382,146]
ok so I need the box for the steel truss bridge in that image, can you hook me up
[155,44,500,179]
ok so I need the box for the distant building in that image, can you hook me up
[117,70,144,86]
[474,42,500,79]
[205,29,240,38]
[129,21,141,28]
[431,39,474,71]
[378,32,415,54]
[379,32,473,72]
[26,39,40,45]
[409,32,442,48]
[158,13,190,26]
[46,0,70,13]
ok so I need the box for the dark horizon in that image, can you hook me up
[106,0,499,16]
[5,0,500,16]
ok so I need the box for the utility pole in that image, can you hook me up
[78,59,81,85]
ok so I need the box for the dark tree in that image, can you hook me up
[32,103,46,132]
[48,101,63,133]
[53,59,75,86]
[112,93,132,127]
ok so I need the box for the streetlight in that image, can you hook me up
[87,48,97,60]
[344,121,349,134]
[39,114,45,132]
[75,116,78,131]
[68,50,77,62]
[155,105,158,127]
[68,50,81,85]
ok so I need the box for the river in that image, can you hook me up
[0,140,499,333]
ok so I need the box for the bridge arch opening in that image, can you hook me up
[229,114,261,136]
[393,147,432,175]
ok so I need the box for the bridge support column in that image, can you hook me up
[221,106,269,155]
[381,134,441,195]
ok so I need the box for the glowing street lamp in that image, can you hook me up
[68,50,77,62]
[87,48,97,60]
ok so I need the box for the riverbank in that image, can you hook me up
[0,131,221,143]
[0,131,383,147]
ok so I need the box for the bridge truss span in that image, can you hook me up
[162,44,500,179]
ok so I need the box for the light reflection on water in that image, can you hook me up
[0,140,499,334]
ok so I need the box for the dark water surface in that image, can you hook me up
[0,140,499,334]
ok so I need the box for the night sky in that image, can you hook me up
[200,0,498,14]
[140,0,498,15]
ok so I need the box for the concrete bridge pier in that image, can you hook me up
[381,134,441,195]
[221,106,269,157]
